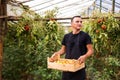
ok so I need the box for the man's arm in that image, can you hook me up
[50,45,66,61]
[54,45,66,55]
[78,44,94,64]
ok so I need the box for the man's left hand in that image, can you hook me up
[78,55,87,64]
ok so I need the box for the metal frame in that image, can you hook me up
[8,0,120,17]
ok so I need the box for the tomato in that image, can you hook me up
[24,25,30,31]
[97,19,102,23]
[94,39,97,42]
[50,18,56,21]
[96,30,99,33]
[101,25,106,30]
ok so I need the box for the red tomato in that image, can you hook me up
[101,25,106,30]
[96,30,99,33]
[97,19,102,23]
[24,25,30,31]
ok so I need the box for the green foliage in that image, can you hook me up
[3,8,120,80]
[2,9,64,80]
[83,13,120,80]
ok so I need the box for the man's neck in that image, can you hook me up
[72,29,80,34]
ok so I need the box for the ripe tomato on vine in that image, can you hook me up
[97,19,102,23]
[95,29,100,33]
[101,24,106,30]
[24,24,30,31]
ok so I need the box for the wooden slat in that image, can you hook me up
[0,16,119,20]
[0,15,120,20]
[0,15,8,18]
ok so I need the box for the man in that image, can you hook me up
[50,16,94,80]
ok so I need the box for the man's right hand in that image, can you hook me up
[49,53,60,62]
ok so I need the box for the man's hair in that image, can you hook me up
[71,16,81,22]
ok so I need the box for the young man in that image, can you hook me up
[50,16,94,80]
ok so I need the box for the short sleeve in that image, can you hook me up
[85,34,92,44]
[62,35,67,46]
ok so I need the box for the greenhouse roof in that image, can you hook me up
[15,0,120,18]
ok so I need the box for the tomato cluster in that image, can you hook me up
[95,18,107,33]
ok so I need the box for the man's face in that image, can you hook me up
[71,17,83,30]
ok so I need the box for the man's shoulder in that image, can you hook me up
[80,31,89,35]
[79,31,91,39]
[64,32,72,36]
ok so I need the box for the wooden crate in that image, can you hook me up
[47,57,85,72]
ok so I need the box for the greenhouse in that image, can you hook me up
[0,0,120,80]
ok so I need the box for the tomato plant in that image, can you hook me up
[2,8,64,80]
[83,13,120,80]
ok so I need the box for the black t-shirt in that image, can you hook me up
[61,31,92,80]
[62,31,92,59]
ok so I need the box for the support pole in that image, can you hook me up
[112,0,115,14]
[0,0,7,80]
[100,0,102,12]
